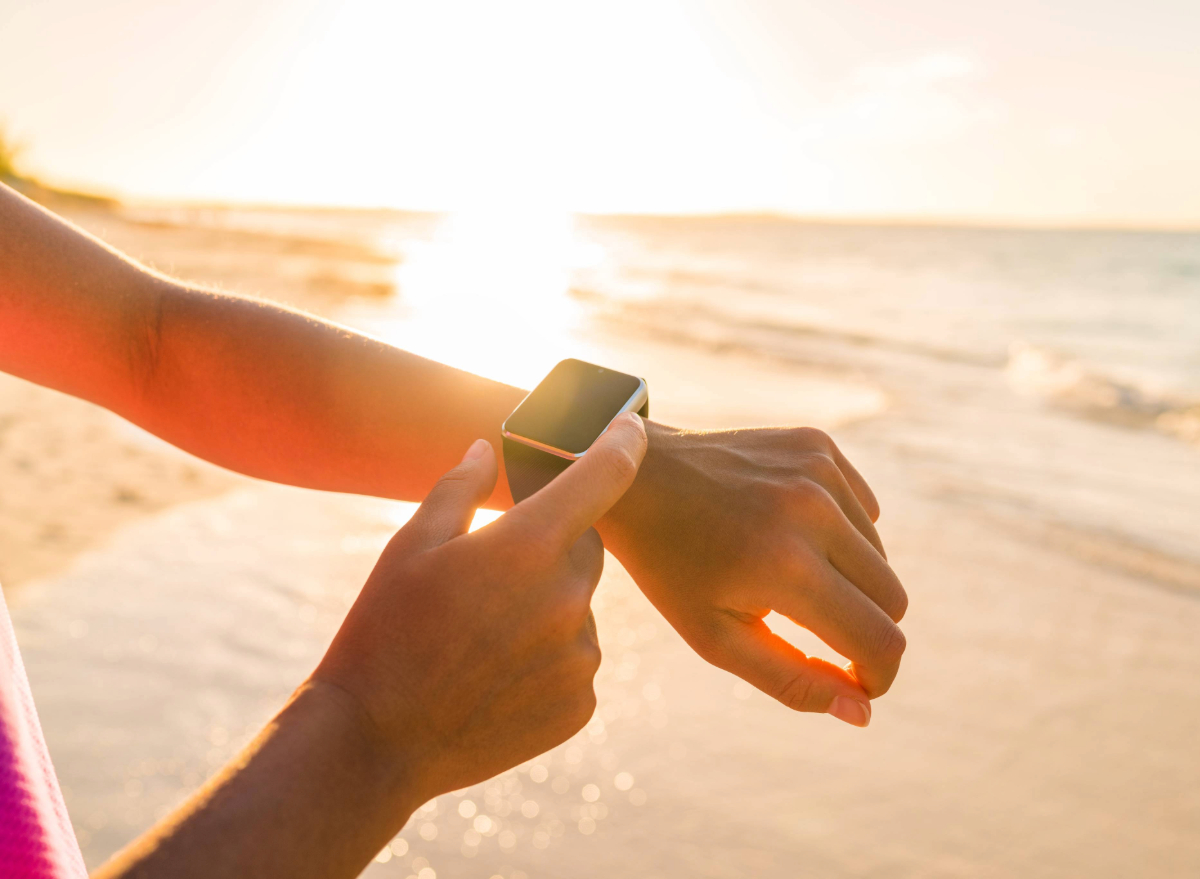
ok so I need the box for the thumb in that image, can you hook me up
[402,439,498,551]
[708,617,874,728]
[503,412,647,553]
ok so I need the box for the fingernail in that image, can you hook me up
[462,439,490,462]
[827,695,871,728]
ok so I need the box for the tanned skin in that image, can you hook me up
[0,182,907,877]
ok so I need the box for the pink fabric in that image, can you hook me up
[0,588,87,879]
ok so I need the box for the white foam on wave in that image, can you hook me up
[1005,342,1200,446]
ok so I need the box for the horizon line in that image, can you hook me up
[20,177,1200,235]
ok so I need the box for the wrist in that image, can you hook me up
[597,418,683,550]
[94,678,433,879]
[290,678,431,818]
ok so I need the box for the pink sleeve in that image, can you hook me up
[0,589,88,879]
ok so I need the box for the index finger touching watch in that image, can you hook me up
[501,358,649,503]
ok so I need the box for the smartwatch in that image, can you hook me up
[501,358,649,503]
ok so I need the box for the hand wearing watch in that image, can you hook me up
[501,359,649,503]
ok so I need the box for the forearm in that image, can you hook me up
[93,681,423,879]
[126,287,527,507]
[0,183,729,541]
[0,182,526,508]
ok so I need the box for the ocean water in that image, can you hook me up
[581,217,1200,393]
[350,209,1200,570]
[12,208,1200,877]
[572,216,1200,430]
[563,215,1200,578]
[157,206,1200,432]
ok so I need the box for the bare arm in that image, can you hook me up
[1,181,906,722]
[91,681,422,879]
[95,423,645,879]
[0,184,524,508]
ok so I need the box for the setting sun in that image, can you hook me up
[355,207,596,387]
[2,0,1198,225]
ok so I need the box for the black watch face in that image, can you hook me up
[505,359,643,455]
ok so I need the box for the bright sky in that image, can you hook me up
[2,0,1198,225]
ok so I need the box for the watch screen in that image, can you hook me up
[505,359,643,455]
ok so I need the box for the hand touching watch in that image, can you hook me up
[0,183,905,731]
[499,359,907,728]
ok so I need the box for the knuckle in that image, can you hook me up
[546,591,593,640]
[788,480,839,523]
[804,452,842,486]
[577,639,603,676]
[598,445,639,487]
[873,623,907,667]
[551,689,596,740]
[794,426,833,452]
[689,636,722,667]
[762,483,797,520]
[776,672,819,712]
[433,465,474,493]
[854,625,906,699]
[687,616,739,669]
[577,560,604,598]
[572,687,598,727]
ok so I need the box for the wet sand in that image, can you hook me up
[5,204,1199,878]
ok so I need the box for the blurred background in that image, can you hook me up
[1,1,1198,877]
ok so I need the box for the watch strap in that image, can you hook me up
[503,398,649,503]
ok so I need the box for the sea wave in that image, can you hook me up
[1006,342,1200,446]
[579,290,1000,367]
[590,290,1200,449]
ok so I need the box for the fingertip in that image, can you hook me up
[620,410,646,430]
[827,695,872,727]
[610,411,648,460]
[445,438,499,505]
[609,410,645,438]
[585,412,647,483]
[509,411,647,551]
[473,442,500,497]
[461,438,492,463]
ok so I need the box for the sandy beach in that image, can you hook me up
[5,202,1199,877]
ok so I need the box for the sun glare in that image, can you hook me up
[378,208,604,388]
